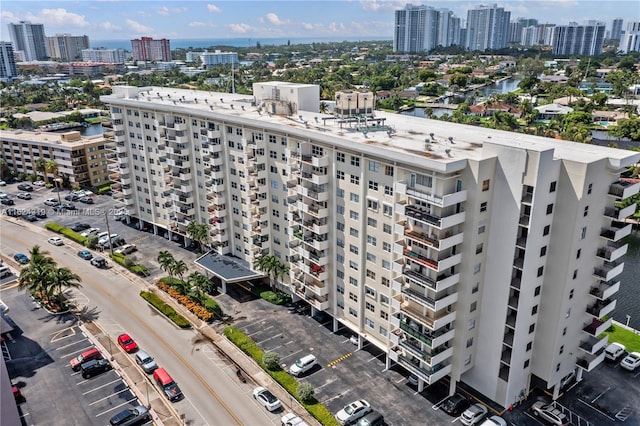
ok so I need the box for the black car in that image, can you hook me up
[5,208,20,217]
[109,406,149,426]
[441,393,470,416]
[81,359,112,379]
[24,214,38,222]
[62,202,76,210]
[17,183,33,192]
[34,209,47,218]
[65,194,80,201]
[70,223,91,232]
[79,196,94,204]
[1,198,15,205]
[53,205,66,212]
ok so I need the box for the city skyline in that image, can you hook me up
[1,1,638,43]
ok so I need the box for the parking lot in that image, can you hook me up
[1,285,150,426]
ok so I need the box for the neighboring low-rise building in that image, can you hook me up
[534,103,573,120]
[82,48,127,64]
[0,130,113,188]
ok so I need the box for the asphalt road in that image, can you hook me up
[1,216,279,426]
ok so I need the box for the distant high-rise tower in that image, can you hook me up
[130,37,171,62]
[611,18,624,40]
[551,21,606,56]
[7,21,48,61]
[0,42,18,81]
[619,21,640,53]
[393,4,459,53]
[465,4,511,51]
[46,34,90,61]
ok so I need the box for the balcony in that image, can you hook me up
[589,280,620,301]
[403,204,466,230]
[396,302,456,332]
[403,184,468,208]
[399,287,458,312]
[579,334,609,355]
[298,186,329,202]
[576,349,606,372]
[404,249,462,273]
[593,261,624,282]
[300,171,329,186]
[301,203,328,218]
[583,317,612,337]
[604,204,637,220]
[302,219,329,235]
[596,241,628,262]
[307,295,329,311]
[586,298,616,318]
[301,154,329,168]
[608,180,640,199]
[391,353,452,386]
[600,222,632,242]
[305,279,329,297]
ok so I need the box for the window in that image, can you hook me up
[569,289,574,299]
[350,193,359,202]
[472,283,479,293]
[349,292,357,301]
[337,205,345,215]
[543,225,551,236]
[563,327,567,336]
[365,318,375,328]
[349,307,357,317]
[349,244,359,254]
[350,211,359,220]
[337,300,344,309]
[336,170,345,180]
[580,226,587,240]
[385,165,394,176]
[337,270,344,279]
[337,152,345,162]
[368,161,379,172]
[550,181,557,193]
[337,188,344,198]
[476,244,483,254]
[583,206,589,217]
[337,285,344,295]
[349,261,358,271]
[587,183,593,194]
[349,277,358,286]
[546,204,554,215]
[526,342,532,351]
[532,305,538,315]
[466,338,473,348]
[478,225,486,234]
[474,263,481,274]
[382,260,390,270]
[576,249,581,259]
[565,308,571,319]
[540,246,547,257]
[367,235,377,246]
[480,202,488,212]
[464,355,472,366]
[383,204,393,216]
[534,285,541,296]
[573,269,578,280]
[350,175,360,185]
[337,222,345,231]
[537,266,544,277]
[524,359,530,368]
[470,302,477,312]
[482,179,490,191]
[559,345,564,355]
[367,199,378,211]
[351,156,360,167]
[380,296,389,306]
[365,286,376,298]
[381,277,390,287]
[337,254,344,263]
[468,319,476,330]
[349,228,358,237]
[366,269,376,279]
[383,224,391,234]
[366,252,376,262]
[383,242,391,252]
[337,239,344,248]
[529,324,535,333]
[368,181,378,191]
[367,217,377,227]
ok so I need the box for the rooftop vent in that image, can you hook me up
[241,105,245,111]
[430,132,435,140]
[445,149,452,157]
[230,104,234,109]
[219,98,224,103]
[448,136,455,144]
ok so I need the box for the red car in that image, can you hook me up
[117,333,138,353]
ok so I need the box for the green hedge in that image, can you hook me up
[203,295,222,315]
[159,276,185,286]
[110,253,149,276]
[45,222,65,232]
[45,222,87,244]
[259,290,291,305]
[223,326,338,426]
[140,291,190,328]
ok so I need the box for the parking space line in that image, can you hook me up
[433,395,449,410]
[313,378,338,392]
[256,333,283,345]
[55,338,89,351]
[248,325,273,337]
[268,340,294,352]
[60,345,94,359]
[321,391,350,405]
[81,379,121,394]
[327,352,352,367]
[88,388,131,406]
[577,399,617,422]
[279,349,303,361]
[50,326,78,342]
[94,398,138,417]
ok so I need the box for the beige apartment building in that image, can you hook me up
[101,84,640,409]
[0,130,112,188]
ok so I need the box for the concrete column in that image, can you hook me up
[552,383,560,400]
[333,317,339,333]
[448,379,456,396]
[576,368,584,382]
[418,380,424,393]
[153,224,158,235]
[221,280,227,294]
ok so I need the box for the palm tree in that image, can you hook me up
[186,221,209,252]
[45,160,59,188]
[271,261,289,292]
[157,250,175,278]
[18,245,56,297]
[35,158,48,183]
[253,255,288,290]
[188,271,210,303]
[172,259,188,282]
[48,267,81,305]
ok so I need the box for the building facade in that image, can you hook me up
[550,21,606,56]
[81,48,127,63]
[465,4,511,51]
[0,42,18,82]
[0,130,112,188]
[393,4,459,53]
[46,34,89,61]
[611,18,624,40]
[200,50,238,67]
[619,21,640,53]
[131,37,171,62]
[100,84,640,409]
[7,21,48,61]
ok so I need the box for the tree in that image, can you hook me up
[253,255,288,290]
[297,382,315,403]
[263,352,280,370]
[85,234,98,249]
[172,259,188,281]
[186,221,209,253]
[158,250,176,278]
[188,271,210,302]
[45,160,59,186]
[18,245,56,296]
[48,266,81,305]
[35,158,48,183]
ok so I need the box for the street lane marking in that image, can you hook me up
[0,282,20,291]
[328,352,353,367]
[94,398,138,417]
[82,379,121,394]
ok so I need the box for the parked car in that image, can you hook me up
[13,253,29,264]
[65,194,80,201]
[531,401,568,425]
[441,393,470,416]
[33,181,46,186]
[460,403,488,425]
[335,400,371,425]
[356,411,384,426]
[70,223,91,232]
[605,342,626,361]
[6,208,20,217]
[1,198,15,205]
[117,333,138,353]
[81,359,112,379]
[289,354,318,376]
[0,180,5,186]
[61,202,76,210]
[17,183,33,192]
[80,227,100,237]
[91,257,107,268]
[16,192,32,200]
[0,266,12,279]
[281,413,310,426]
[44,198,59,206]
[620,352,640,371]
[77,250,93,260]
[153,368,183,402]
[559,369,576,390]
[70,347,102,371]
[34,209,47,218]
[253,387,282,412]
[408,373,419,387]
[109,405,149,426]
[24,214,38,222]
[79,196,94,204]
[98,233,118,245]
[47,237,64,246]
[479,415,507,426]
[134,350,158,373]
[115,244,137,255]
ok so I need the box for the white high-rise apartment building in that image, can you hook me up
[611,18,624,40]
[465,4,511,51]
[0,42,18,82]
[619,21,640,53]
[393,4,459,53]
[101,83,640,409]
[7,21,48,61]
[550,21,606,56]
[200,50,238,67]
[46,34,90,61]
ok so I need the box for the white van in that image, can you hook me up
[0,266,11,278]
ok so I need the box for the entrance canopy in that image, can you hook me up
[195,252,263,284]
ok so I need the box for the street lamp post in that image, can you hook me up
[626,315,631,327]
[55,177,63,205]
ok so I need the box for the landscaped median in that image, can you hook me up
[156,277,222,323]
[109,252,149,276]
[139,290,190,328]
[223,325,339,426]
[45,222,87,245]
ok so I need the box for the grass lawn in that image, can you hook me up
[603,324,640,352]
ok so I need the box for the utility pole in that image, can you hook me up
[104,210,114,256]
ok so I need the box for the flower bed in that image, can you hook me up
[156,281,214,322]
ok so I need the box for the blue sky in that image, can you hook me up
[1,1,639,41]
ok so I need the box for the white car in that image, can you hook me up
[98,233,118,245]
[460,403,488,425]
[281,413,310,426]
[115,244,137,255]
[335,400,371,425]
[48,237,64,246]
[479,415,507,426]
[531,401,568,425]
[44,198,59,206]
[33,181,46,186]
[289,354,317,377]
[253,387,281,412]
[0,181,6,186]
[620,352,640,371]
[604,342,626,361]
[17,192,32,200]
[81,227,100,237]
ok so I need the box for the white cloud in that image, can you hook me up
[265,13,290,26]
[25,8,89,28]
[126,19,153,34]
[227,23,252,34]
[100,21,123,31]
[301,22,314,30]
[327,22,346,33]
[157,6,170,16]
[188,21,207,28]
[207,4,221,13]
[1,11,16,21]
[360,0,405,11]
[157,6,186,16]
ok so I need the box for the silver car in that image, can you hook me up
[135,350,158,373]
